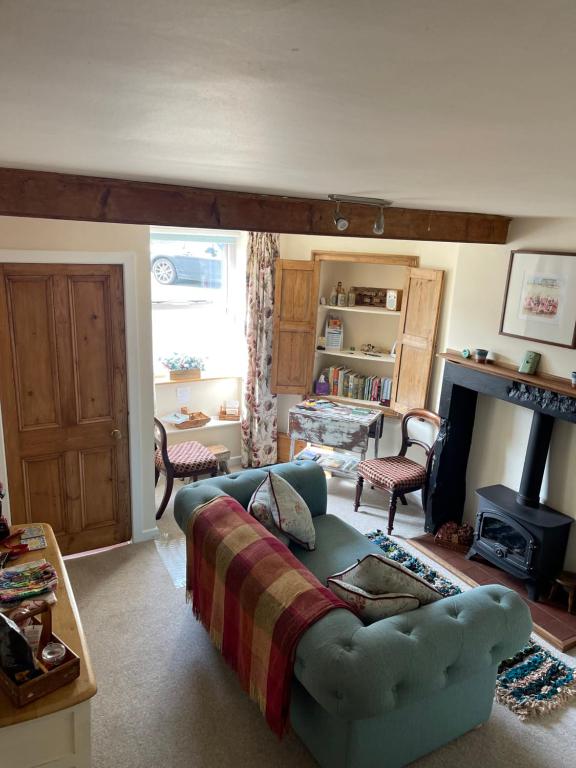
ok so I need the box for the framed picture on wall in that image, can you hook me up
[499,249,576,348]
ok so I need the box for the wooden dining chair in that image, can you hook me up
[154,418,219,520]
[354,408,441,535]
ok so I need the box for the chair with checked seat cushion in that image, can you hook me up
[354,408,440,535]
[154,418,219,520]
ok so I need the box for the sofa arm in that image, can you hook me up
[294,585,532,720]
[174,485,226,532]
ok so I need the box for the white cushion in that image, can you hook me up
[248,475,290,546]
[327,553,442,624]
[268,472,316,551]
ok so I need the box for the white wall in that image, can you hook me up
[0,216,157,541]
[277,233,458,456]
[449,218,576,569]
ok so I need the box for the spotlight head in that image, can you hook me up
[334,213,349,231]
[373,207,385,236]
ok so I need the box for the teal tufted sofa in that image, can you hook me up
[174,461,532,768]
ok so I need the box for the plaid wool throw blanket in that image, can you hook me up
[186,495,350,736]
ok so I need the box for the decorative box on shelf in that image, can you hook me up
[219,400,240,421]
[0,600,80,708]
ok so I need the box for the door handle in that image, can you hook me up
[111,429,122,440]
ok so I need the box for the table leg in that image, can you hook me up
[289,437,295,461]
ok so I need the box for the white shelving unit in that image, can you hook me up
[317,304,401,317]
[317,348,396,364]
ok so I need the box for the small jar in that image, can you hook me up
[347,290,356,307]
[41,642,67,669]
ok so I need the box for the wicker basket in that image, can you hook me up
[169,368,201,382]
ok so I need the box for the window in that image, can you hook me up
[150,228,246,378]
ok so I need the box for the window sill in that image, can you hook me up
[154,374,242,386]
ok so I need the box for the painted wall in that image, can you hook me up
[449,218,576,569]
[0,216,157,541]
[277,233,458,456]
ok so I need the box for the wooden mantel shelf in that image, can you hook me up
[439,350,576,399]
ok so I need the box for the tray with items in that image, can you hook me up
[0,599,80,707]
[162,407,211,429]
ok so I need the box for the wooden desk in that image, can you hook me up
[0,524,96,767]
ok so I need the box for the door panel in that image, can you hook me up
[271,260,319,395]
[0,263,131,554]
[7,276,61,430]
[79,448,118,529]
[22,455,67,536]
[391,267,444,413]
[69,277,113,422]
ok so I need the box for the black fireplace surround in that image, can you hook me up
[426,358,575,600]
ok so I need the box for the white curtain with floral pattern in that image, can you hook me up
[241,233,279,467]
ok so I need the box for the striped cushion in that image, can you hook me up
[358,456,427,491]
[155,441,218,476]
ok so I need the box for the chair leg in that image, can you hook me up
[156,472,174,520]
[210,470,218,478]
[387,493,398,536]
[399,494,408,506]
[354,476,364,512]
[154,468,160,488]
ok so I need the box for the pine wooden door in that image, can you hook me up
[271,260,320,394]
[391,267,444,413]
[0,263,131,554]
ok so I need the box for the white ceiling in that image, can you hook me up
[2,1,576,217]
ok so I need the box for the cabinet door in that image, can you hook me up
[271,260,320,394]
[391,267,444,413]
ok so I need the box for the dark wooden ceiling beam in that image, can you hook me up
[0,167,511,244]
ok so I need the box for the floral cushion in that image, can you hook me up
[265,472,316,551]
[327,553,442,624]
[155,441,218,476]
[358,455,427,491]
[247,476,290,546]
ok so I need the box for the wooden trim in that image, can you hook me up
[440,350,576,398]
[0,167,511,244]
[312,251,419,266]
[499,249,576,350]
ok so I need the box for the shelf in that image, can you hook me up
[320,395,400,417]
[161,418,241,434]
[154,375,242,386]
[316,348,396,364]
[318,304,401,317]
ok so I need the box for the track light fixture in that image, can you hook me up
[332,200,349,231]
[328,194,392,235]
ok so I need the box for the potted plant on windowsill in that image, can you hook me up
[160,354,205,382]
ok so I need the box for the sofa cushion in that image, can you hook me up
[327,569,420,623]
[267,473,316,551]
[248,475,290,545]
[331,554,442,608]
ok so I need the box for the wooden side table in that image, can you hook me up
[0,524,97,767]
[549,571,576,614]
[206,444,231,474]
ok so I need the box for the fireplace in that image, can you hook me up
[426,352,576,601]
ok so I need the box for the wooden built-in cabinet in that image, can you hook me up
[271,252,444,415]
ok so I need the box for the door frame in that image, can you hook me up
[0,250,156,543]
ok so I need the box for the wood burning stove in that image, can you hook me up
[468,485,572,601]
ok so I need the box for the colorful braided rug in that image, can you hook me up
[367,530,576,719]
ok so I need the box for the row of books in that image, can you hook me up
[323,366,393,404]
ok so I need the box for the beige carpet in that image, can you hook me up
[66,475,576,768]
